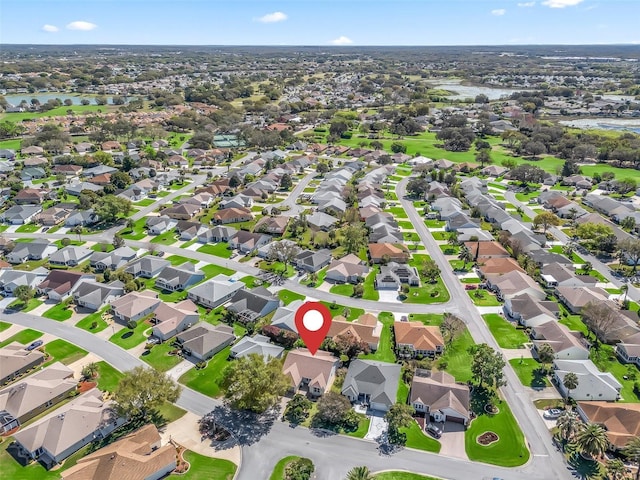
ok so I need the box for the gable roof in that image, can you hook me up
[342,359,401,408]
[394,321,444,352]
[532,320,588,356]
[177,323,235,358]
[187,274,245,304]
[577,401,640,449]
[410,370,470,419]
[0,343,45,382]
[38,270,89,295]
[110,290,160,319]
[282,349,338,391]
[230,334,284,359]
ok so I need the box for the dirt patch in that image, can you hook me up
[477,431,499,446]
[78,381,97,393]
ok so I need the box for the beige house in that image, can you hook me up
[0,342,45,385]
[111,290,161,323]
[327,314,381,352]
[393,322,444,359]
[531,320,589,360]
[282,349,339,397]
[410,370,470,426]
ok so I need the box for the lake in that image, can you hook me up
[430,80,531,100]
[559,118,640,133]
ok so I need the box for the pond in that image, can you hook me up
[559,118,640,133]
[430,79,532,100]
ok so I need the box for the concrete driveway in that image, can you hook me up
[436,421,468,460]
[364,410,387,441]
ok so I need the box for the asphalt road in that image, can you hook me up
[505,190,640,303]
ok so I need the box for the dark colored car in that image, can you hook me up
[426,424,442,439]
[26,340,43,351]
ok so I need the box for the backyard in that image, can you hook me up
[482,314,528,349]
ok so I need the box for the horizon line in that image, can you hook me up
[2,43,640,48]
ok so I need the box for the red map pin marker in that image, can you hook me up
[294,301,332,355]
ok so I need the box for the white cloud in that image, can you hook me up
[491,8,507,15]
[41,24,59,33]
[256,12,288,23]
[517,2,536,7]
[66,20,97,31]
[330,36,353,45]
[541,0,584,8]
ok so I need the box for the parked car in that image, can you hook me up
[544,408,563,419]
[26,340,43,351]
[464,284,477,290]
[426,424,442,439]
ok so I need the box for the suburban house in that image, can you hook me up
[111,290,161,323]
[487,270,546,301]
[176,323,236,361]
[230,334,284,360]
[65,182,103,196]
[124,256,171,279]
[227,287,281,323]
[505,292,559,328]
[155,262,204,292]
[540,263,597,288]
[576,402,640,450]
[327,314,381,352]
[0,343,46,385]
[553,359,622,401]
[161,204,200,221]
[282,349,339,398]
[295,249,333,273]
[12,388,127,468]
[531,321,590,360]
[213,207,254,225]
[146,216,178,235]
[15,188,47,205]
[90,247,137,271]
[60,424,177,480]
[200,225,237,243]
[0,268,49,296]
[48,246,93,267]
[306,211,338,231]
[37,270,94,301]
[229,231,271,254]
[394,321,445,358]
[73,280,124,311]
[476,257,525,279]
[615,336,640,367]
[65,209,98,227]
[36,207,71,226]
[368,243,410,264]
[375,262,420,289]
[555,286,610,314]
[151,299,200,341]
[341,359,401,412]
[410,370,470,426]
[254,216,289,235]
[1,205,43,225]
[7,239,57,264]
[0,362,76,434]
[270,300,304,333]
[220,194,253,210]
[187,274,245,309]
[325,254,369,284]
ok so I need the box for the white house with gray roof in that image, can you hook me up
[341,359,401,412]
[0,205,42,225]
[155,262,204,292]
[227,287,281,323]
[90,247,137,271]
[124,256,171,279]
[270,300,304,333]
[49,246,93,267]
[230,334,284,360]
[73,280,124,311]
[0,268,48,295]
[7,239,57,264]
[187,274,245,309]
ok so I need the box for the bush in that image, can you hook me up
[90,321,98,329]
[284,458,314,480]
[144,343,154,350]
[127,320,137,329]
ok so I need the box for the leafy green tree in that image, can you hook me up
[391,142,406,154]
[345,466,374,480]
[220,354,289,413]
[440,313,465,346]
[284,457,314,480]
[14,285,34,305]
[475,149,492,167]
[283,394,313,424]
[458,245,473,268]
[113,366,181,419]
[618,238,640,273]
[622,436,640,480]
[406,178,428,198]
[385,402,414,445]
[574,423,610,460]
[536,343,555,373]
[532,211,561,234]
[81,362,98,380]
[95,195,132,224]
[110,171,132,189]
[316,162,329,174]
[343,225,367,254]
[280,173,293,190]
[469,344,506,389]
[113,232,125,248]
[605,458,626,480]
[315,391,352,425]
[421,257,441,284]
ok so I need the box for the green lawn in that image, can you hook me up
[509,358,551,388]
[277,289,305,305]
[465,397,530,467]
[150,231,179,245]
[467,290,502,306]
[15,223,41,233]
[405,254,450,304]
[0,321,11,332]
[398,221,415,229]
[362,269,379,301]
[1,103,115,121]
[157,401,187,424]
[361,312,396,363]
[42,302,73,321]
[374,473,441,480]
[109,320,150,349]
[269,456,303,480]
[386,206,408,218]
[141,342,184,372]
[166,255,197,266]
[329,283,355,297]
[201,264,234,278]
[120,218,147,240]
[75,309,109,333]
[401,420,441,453]
[179,346,232,397]
[320,301,364,321]
[590,345,640,402]
[436,328,475,383]
[482,314,528,349]
[0,328,43,348]
[345,416,371,439]
[94,361,124,392]
[8,298,43,312]
[90,243,115,253]
[134,198,156,207]
[424,219,446,228]
[408,313,443,325]
[258,260,296,278]
[44,339,87,365]
[196,242,232,258]
[239,275,269,289]
[178,450,237,480]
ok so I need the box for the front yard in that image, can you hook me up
[0,328,43,348]
[180,451,236,480]
[109,320,150,349]
[277,289,305,305]
[360,312,395,363]
[75,309,109,333]
[509,358,550,388]
[482,314,528,349]
[467,290,501,306]
[44,339,87,365]
[196,242,232,258]
[436,328,475,383]
[141,342,184,372]
[42,301,74,321]
[178,346,232,397]
[401,420,441,453]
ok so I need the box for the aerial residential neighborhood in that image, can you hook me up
[1,7,640,480]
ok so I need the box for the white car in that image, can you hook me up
[544,408,563,419]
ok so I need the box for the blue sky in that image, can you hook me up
[2,0,639,46]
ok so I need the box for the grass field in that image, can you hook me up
[436,328,475,383]
[109,320,150,349]
[360,312,396,363]
[467,290,502,306]
[179,346,232,397]
[44,339,87,365]
[374,473,440,480]
[0,328,43,348]
[321,301,364,321]
[75,309,109,333]
[482,314,528,349]
[330,283,355,297]
[0,322,10,332]
[42,302,74,321]
[362,269,379,301]
[196,242,232,258]
[509,358,551,389]
[94,361,123,392]
[269,456,303,480]
[590,345,640,402]
[1,104,115,122]
[141,342,183,372]
[179,451,237,480]
[465,396,530,467]
[277,289,305,305]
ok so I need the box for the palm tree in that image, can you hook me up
[562,372,579,404]
[556,410,582,443]
[574,423,610,460]
[458,246,474,269]
[447,231,459,246]
[622,436,640,480]
[345,466,374,480]
[605,459,627,480]
[582,261,593,275]
[621,283,630,305]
